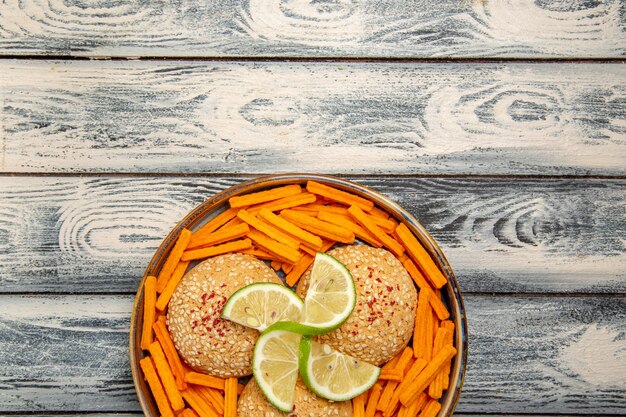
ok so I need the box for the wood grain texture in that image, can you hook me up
[1,60,625,175]
[0,0,623,58]
[1,294,624,413]
[0,176,623,294]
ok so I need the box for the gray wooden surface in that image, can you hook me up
[0,0,624,416]
[0,177,623,294]
[1,60,624,175]
[0,0,623,58]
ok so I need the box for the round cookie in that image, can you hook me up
[297,245,417,366]
[167,253,282,377]
[237,377,353,417]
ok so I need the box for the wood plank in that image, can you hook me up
[0,0,623,58]
[0,176,623,294]
[1,60,625,175]
[0,295,135,412]
[0,294,624,413]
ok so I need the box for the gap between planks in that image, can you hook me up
[0,172,624,180]
[1,291,625,299]
[0,55,625,64]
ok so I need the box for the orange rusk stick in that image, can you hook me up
[246,230,302,264]
[380,352,402,373]
[185,372,226,390]
[347,206,404,257]
[395,223,447,288]
[192,208,238,238]
[353,390,367,417]
[300,244,318,256]
[156,261,189,311]
[317,205,350,215]
[195,386,225,415]
[281,209,355,244]
[440,321,455,390]
[376,347,414,411]
[377,380,400,413]
[237,209,300,249]
[403,259,434,292]
[238,247,278,261]
[378,346,413,382]
[187,223,250,250]
[432,308,440,341]
[306,180,374,211]
[383,358,427,417]
[287,202,326,214]
[259,209,323,249]
[282,262,294,274]
[181,387,219,417]
[153,317,187,390]
[370,215,396,234]
[364,383,383,417]
[369,205,390,220]
[395,347,414,371]
[157,228,192,292]
[224,377,238,417]
[428,327,452,399]
[413,288,434,360]
[285,253,314,287]
[247,192,317,215]
[182,409,201,417]
[270,260,281,271]
[140,357,175,417]
[318,211,383,247]
[378,369,403,381]
[317,204,393,232]
[429,291,450,321]
[404,392,429,417]
[148,341,185,412]
[219,216,243,230]
[181,239,252,262]
[400,345,457,406]
[419,399,441,417]
[229,184,302,208]
[141,276,158,350]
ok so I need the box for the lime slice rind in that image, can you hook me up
[263,320,335,336]
[299,336,380,402]
[221,282,303,331]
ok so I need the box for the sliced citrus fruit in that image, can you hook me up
[299,335,380,402]
[253,325,302,412]
[221,282,303,331]
[299,252,356,333]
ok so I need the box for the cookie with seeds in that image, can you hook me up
[167,253,282,378]
[297,245,417,366]
[237,377,353,417]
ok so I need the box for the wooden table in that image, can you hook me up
[0,1,625,415]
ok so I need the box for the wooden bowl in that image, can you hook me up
[130,174,468,416]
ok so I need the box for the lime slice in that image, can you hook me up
[221,283,303,331]
[299,335,380,402]
[300,252,356,332]
[253,325,302,412]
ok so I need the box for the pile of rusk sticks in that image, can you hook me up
[139,181,457,417]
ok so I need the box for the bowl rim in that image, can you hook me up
[130,173,468,416]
